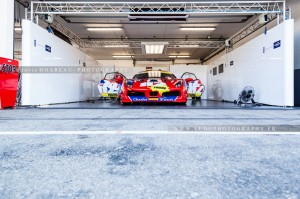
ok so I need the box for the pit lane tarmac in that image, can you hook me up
[21,99,294,110]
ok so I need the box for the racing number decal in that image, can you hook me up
[0,64,17,73]
[107,82,120,93]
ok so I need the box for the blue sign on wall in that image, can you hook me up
[273,40,281,49]
[45,45,51,53]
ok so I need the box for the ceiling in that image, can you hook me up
[17,0,258,61]
[58,14,254,61]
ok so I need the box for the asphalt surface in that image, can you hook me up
[1,101,300,198]
[0,134,300,199]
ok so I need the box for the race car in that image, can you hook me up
[120,70,188,104]
[181,72,205,101]
[98,72,126,99]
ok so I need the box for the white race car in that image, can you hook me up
[181,72,205,100]
[98,72,126,99]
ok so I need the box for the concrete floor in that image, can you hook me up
[0,134,299,199]
[1,100,300,198]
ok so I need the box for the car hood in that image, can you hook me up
[131,79,182,89]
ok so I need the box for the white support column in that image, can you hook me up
[283,0,286,21]
[0,0,14,59]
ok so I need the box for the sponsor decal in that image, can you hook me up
[158,97,176,101]
[34,40,45,49]
[129,96,176,102]
[263,40,281,54]
[108,93,118,97]
[150,82,170,95]
[188,93,201,98]
[149,98,158,101]
[130,97,149,101]
[273,40,281,49]
[264,27,267,35]
[101,93,109,97]
[45,45,51,53]
[153,86,167,90]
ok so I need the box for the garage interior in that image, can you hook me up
[1,1,300,198]
[7,0,296,109]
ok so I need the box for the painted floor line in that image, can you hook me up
[1,131,300,135]
[1,117,299,121]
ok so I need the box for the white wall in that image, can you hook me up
[206,20,294,106]
[170,65,208,99]
[0,0,14,59]
[21,20,98,105]
[97,60,169,79]
[287,0,300,70]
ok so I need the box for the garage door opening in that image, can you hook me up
[14,1,294,109]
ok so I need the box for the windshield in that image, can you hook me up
[104,72,125,80]
[161,73,176,79]
[181,72,197,79]
[133,73,148,80]
[133,72,176,80]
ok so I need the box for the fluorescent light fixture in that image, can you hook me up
[87,27,123,31]
[141,42,168,54]
[169,55,190,58]
[14,27,22,31]
[112,55,132,58]
[104,45,129,48]
[180,27,216,31]
[178,45,200,48]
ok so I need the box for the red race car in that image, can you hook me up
[120,70,188,104]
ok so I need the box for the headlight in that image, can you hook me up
[126,79,134,87]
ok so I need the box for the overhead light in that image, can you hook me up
[169,55,190,58]
[14,27,22,31]
[112,55,133,58]
[141,42,168,54]
[177,45,200,48]
[87,27,123,31]
[180,27,216,31]
[104,45,129,48]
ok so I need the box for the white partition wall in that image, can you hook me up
[170,65,208,99]
[206,20,294,106]
[21,20,98,105]
[97,60,169,79]
[0,0,14,59]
